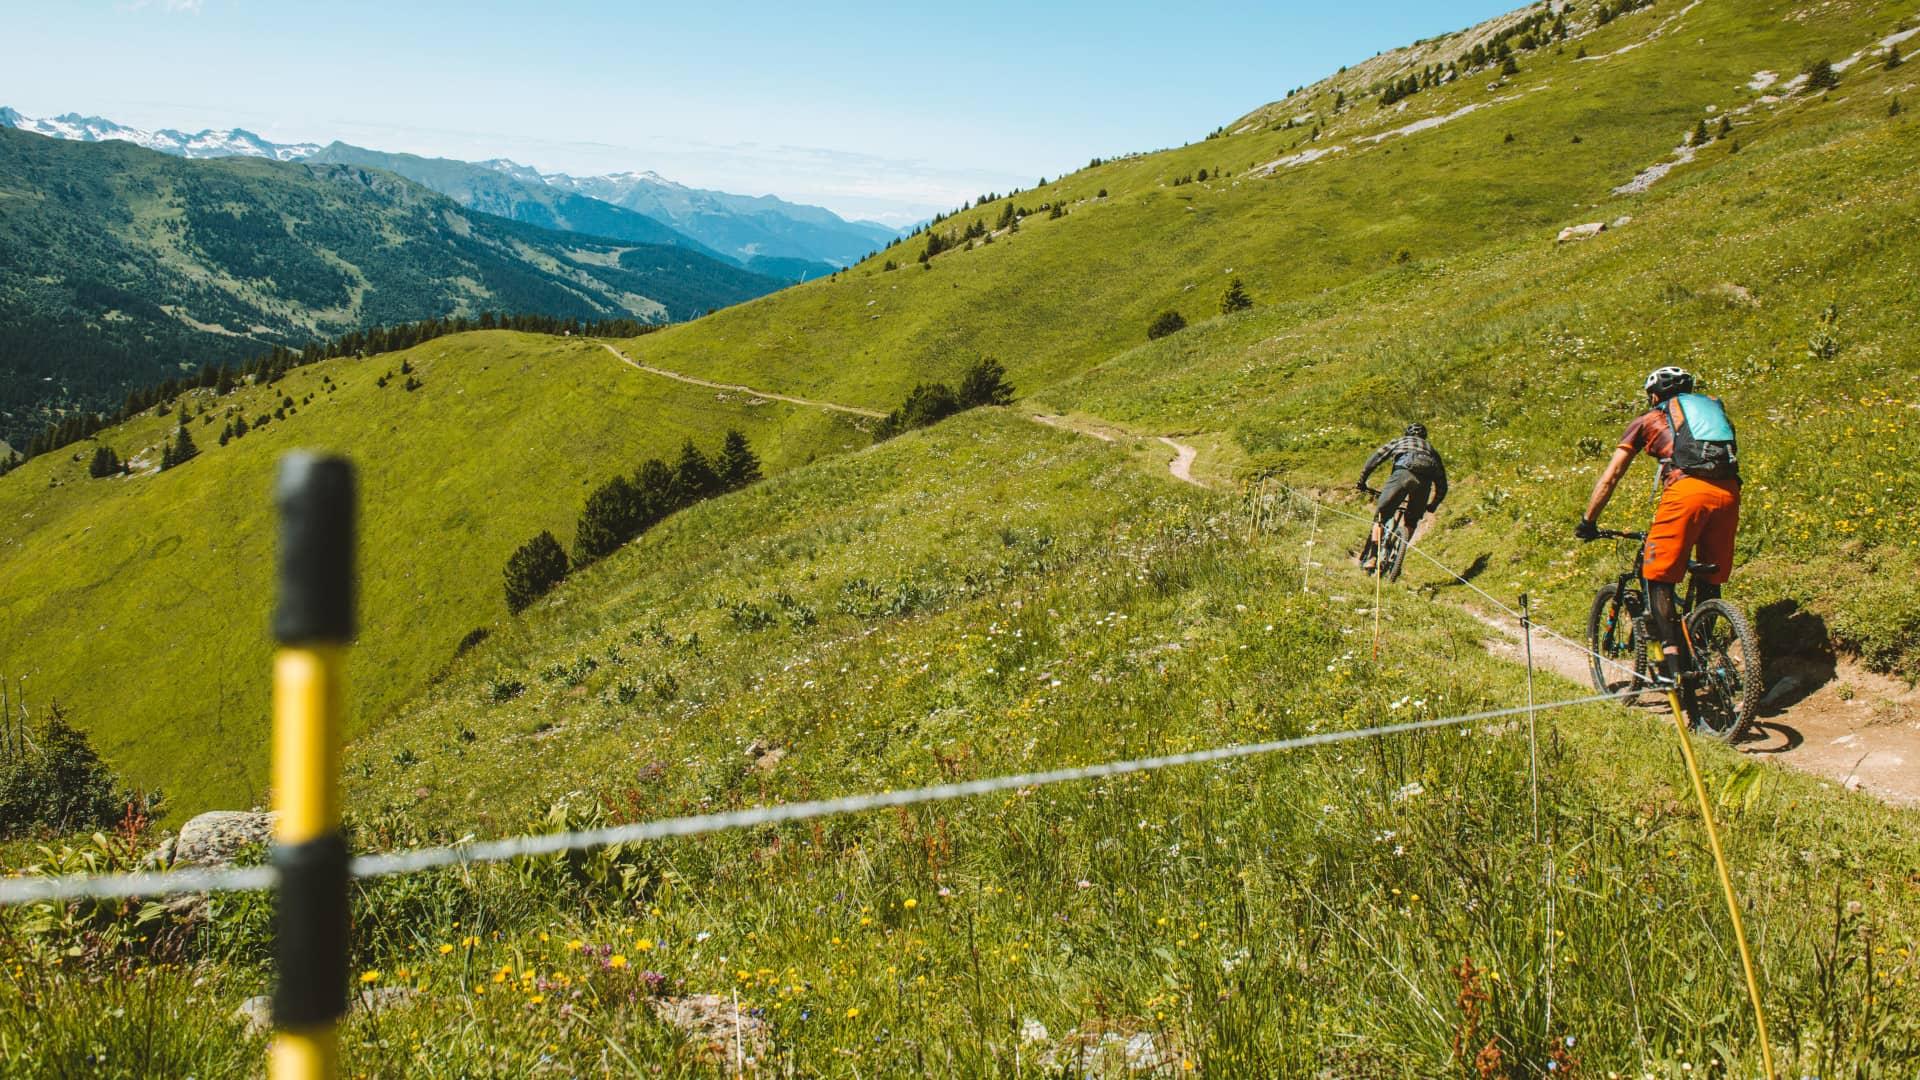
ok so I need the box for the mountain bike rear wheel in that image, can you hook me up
[1587,583,1652,704]
[1686,599,1762,740]
[1380,519,1409,583]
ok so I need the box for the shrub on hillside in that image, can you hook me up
[1804,58,1840,93]
[1147,310,1188,340]
[0,704,135,839]
[1220,278,1254,315]
[874,383,960,441]
[957,358,1015,408]
[504,531,569,613]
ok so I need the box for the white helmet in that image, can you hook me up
[1644,366,1694,400]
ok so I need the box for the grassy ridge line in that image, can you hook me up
[606,0,1887,411]
[0,332,867,815]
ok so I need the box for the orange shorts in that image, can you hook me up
[1643,475,1739,584]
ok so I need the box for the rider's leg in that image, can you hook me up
[1646,580,1690,681]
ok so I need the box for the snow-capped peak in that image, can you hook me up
[0,107,319,161]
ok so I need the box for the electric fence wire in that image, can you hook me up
[1267,482,1645,681]
[0,689,1639,908]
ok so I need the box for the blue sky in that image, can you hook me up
[7,0,1518,224]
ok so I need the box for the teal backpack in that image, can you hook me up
[1661,393,1738,478]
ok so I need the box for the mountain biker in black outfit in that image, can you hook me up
[1357,423,1449,571]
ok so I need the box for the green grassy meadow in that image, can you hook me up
[6,414,1919,1075]
[4,0,1920,1073]
[0,332,867,813]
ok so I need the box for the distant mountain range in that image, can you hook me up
[0,107,901,269]
[0,106,321,160]
[0,126,782,445]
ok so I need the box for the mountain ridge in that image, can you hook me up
[0,106,905,266]
[0,127,783,444]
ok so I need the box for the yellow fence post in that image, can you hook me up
[1664,689,1776,1080]
[269,454,356,1080]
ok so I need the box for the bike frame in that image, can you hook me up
[1597,529,1700,667]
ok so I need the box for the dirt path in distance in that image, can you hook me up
[599,343,886,418]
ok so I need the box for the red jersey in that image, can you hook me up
[1619,409,1682,485]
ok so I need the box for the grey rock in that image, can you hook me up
[173,810,277,866]
[1556,221,1607,244]
[234,995,272,1036]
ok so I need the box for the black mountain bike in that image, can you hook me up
[1584,528,1763,739]
[1359,486,1416,583]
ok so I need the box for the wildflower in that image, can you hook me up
[530,994,546,1005]
[360,970,381,984]
[635,938,654,952]
[845,1007,860,1019]
[566,939,584,951]
[609,955,629,969]
[437,944,455,955]
[903,898,919,910]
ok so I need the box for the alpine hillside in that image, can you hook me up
[4,0,1920,1074]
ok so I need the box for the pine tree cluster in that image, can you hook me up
[506,431,765,612]
[872,358,1015,442]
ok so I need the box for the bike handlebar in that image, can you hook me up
[1587,528,1647,542]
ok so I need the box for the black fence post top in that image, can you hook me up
[274,453,357,646]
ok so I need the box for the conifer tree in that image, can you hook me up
[1805,58,1840,92]
[674,439,720,503]
[1501,54,1521,76]
[87,446,120,478]
[716,430,763,490]
[1220,277,1254,314]
[632,458,676,527]
[171,424,199,468]
[1718,116,1733,138]
[957,358,1015,408]
[1147,310,1188,340]
[572,475,641,565]
[1692,118,1712,146]
[504,531,570,613]
[1887,44,1903,69]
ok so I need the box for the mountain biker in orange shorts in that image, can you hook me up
[1576,367,1740,689]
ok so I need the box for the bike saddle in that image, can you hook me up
[1688,560,1718,575]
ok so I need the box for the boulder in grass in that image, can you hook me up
[1556,221,1607,244]
[151,810,277,867]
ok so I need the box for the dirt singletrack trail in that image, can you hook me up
[1025,410,1920,808]
[599,342,886,418]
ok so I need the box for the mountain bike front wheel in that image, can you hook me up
[1687,599,1763,740]
[1587,583,1652,705]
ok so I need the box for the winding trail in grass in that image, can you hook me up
[1023,409,1920,808]
[597,342,887,418]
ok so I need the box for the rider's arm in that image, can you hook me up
[1582,446,1635,524]
[1357,443,1390,487]
[1432,450,1449,505]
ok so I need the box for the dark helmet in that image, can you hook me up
[1403,422,1428,439]
[1644,366,1694,401]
